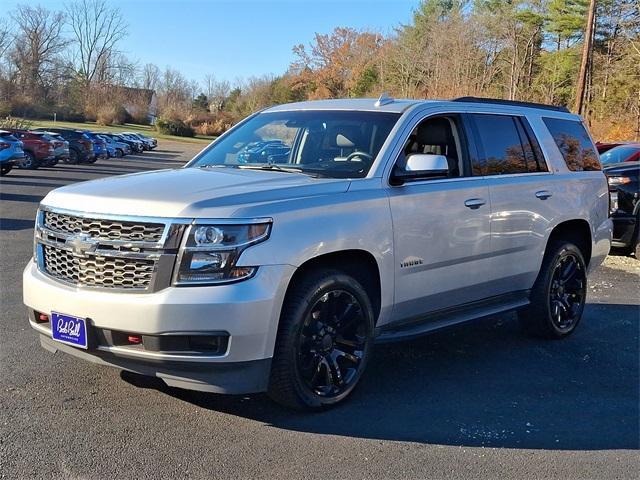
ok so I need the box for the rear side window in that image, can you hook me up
[470,114,548,175]
[542,117,601,171]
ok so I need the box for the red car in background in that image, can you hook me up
[5,129,56,169]
[599,144,640,166]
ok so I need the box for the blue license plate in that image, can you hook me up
[51,312,88,349]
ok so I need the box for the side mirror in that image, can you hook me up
[391,154,449,185]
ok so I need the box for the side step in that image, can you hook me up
[375,292,530,343]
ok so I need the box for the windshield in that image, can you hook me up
[600,145,639,165]
[189,110,400,178]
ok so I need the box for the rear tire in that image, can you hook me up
[115,148,124,158]
[519,241,587,339]
[67,149,79,164]
[268,269,374,410]
[0,164,12,176]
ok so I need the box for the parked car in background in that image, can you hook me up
[104,133,143,153]
[237,140,291,163]
[596,141,626,154]
[97,134,130,158]
[124,132,157,150]
[81,131,107,161]
[5,129,56,169]
[33,132,69,164]
[599,144,640,166]
[35,128,95,164]
[0,130,25,176]
[119,133,145,153]
[604,161,640,257]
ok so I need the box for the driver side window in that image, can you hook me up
[399,115,465,178]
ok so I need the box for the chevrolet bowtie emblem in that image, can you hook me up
[66,234,98,256]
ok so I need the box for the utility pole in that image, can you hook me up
[575,0,597,115]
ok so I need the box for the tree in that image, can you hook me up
[290,27,384,98]
[192,93,209,111]
[11,5,68,101]
[203,73,230,111]
[139,63,160,91]
[66,0,127,87]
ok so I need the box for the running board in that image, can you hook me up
[375,292,530,343]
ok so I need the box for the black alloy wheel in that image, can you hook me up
[548,251,586,333]
[268,270,374,409]
[297,290,368,398]
[519,241,587,338]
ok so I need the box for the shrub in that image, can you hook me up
[96,105,128,125]
[155,117,195,137]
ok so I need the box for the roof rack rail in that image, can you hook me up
[452,96,570,113]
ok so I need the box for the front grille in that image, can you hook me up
[43,245,155,290]
[44,211,165,242]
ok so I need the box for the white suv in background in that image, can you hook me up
[23,96,611,409]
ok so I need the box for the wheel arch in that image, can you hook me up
[284,249,382,325]
[545,219,593,267]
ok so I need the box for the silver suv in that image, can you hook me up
[23,96,612,409]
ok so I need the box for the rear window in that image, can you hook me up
[542,117,601,171]
[470,114,548,175]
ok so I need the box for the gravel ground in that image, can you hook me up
[1,145,638,479]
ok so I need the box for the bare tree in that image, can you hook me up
[66,0,127,87]
[203,73,230,111]
[11,5,69,100]
[140,63,160,91]
[0,19,12,60]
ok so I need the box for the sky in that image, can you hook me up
[5,0,419,86]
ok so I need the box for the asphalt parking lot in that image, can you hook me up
[1,142,638,479]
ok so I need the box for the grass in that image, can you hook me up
[23,119,215,145]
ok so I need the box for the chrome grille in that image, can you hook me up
[43,245,155,289]
[44,210,165,242]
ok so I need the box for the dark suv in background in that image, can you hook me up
[35,128,95,164]
[605,161,640,257]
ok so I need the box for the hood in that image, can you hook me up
[42,167,351,218]
[603,161,640,175]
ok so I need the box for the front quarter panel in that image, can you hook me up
[235,178,395,324]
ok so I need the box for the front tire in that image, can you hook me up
[519,241,587,339]
[268,269,375,410]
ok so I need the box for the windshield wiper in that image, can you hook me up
[198,163,324,177]
[237,163,308,174]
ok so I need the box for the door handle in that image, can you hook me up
[464,198,486,209]
[535,190,552,200]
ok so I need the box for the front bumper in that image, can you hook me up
[23,260,294,393]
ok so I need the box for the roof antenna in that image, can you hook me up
[375,92,394,107]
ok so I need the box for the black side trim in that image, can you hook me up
[375,291,530,343]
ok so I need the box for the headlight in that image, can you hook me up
[174,222,271,285]
[607,176,631,186]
